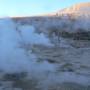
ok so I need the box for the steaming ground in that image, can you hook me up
[0,18,90,90]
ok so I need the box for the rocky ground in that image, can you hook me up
[0,18,90,90]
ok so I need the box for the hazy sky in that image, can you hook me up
[0,0,90,17]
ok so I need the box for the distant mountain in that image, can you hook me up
[52,2,90,16]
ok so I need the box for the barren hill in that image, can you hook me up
[53,2,90,17]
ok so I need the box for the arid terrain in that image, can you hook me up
[0,2,90,90]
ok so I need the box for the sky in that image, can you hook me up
[0,0,90,17]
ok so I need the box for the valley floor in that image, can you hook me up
[0,18,90,90]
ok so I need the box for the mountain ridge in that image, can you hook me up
[54,2,90,16]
